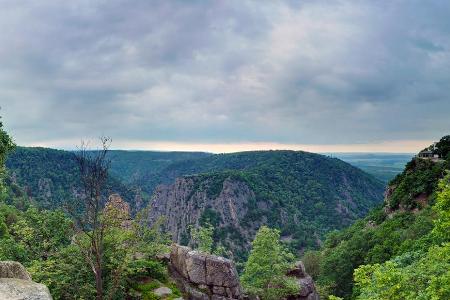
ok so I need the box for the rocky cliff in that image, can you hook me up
[147,156,384,261]
[0,261,52,300]
[148,177,259,258]
[169,244,242,300]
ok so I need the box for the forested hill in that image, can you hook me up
[5,147,139,210]
[6,147,384,211]
[106,150,211,185]
[145,150,385,261]
[134,150,387,196]
[309,136,450,299]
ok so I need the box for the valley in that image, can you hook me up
[6,148,384,260]
[2,136,450,299]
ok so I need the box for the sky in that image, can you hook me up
[0,0,449,153]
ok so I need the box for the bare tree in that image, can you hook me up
[68,137,112,300]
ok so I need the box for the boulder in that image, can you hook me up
[186,251,207,284]
[170,245,191,278]
[206,256,239,288]
[169,244,242,299]
[154,286,173,297]
[0,278,52,300]
[0,261,52,300]
[0,261,32,281]
[285,262,320,300]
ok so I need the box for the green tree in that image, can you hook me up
[68,138,112,300]
[28,204,170,300]
[435,135,450,158]
[241,226,298,300]
[190,223,214,254]
[0,118,15,192]
[433,172,450,243]
[353,175,450,300]
[354,244,450,300]
[302,250,321,279]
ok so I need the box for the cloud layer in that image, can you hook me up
[1,0,450,149]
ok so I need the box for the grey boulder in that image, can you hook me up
[0,278,52,300]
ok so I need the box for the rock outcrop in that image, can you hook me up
[169,244,242,300]
[0,261,52,300]
[148,177,260,257]
[285,262,319,300]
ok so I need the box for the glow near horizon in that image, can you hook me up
[23,139,432,154]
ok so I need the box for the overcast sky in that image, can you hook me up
[1,0,449,152]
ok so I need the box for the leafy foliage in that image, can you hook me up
[312,138,450,299]
[434,135,450,158]
[241,226,298,300]
[0,119,15,192]
[387,157,446,209]
[353,174,450,300]
[6,147,138,210]
[190,224,214,254]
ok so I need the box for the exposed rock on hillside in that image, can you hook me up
[168,245,321,300]
[169,244,242,300]
[285,262,319,300]
[0,261,52,300]
[147,159,383,261]
[149,177,258,257]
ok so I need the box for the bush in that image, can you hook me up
[128,260,168,282]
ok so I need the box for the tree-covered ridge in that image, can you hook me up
[6,147,138,210]
[386,154,450,210]
[105,150,211,185]
[353,173,450,300]
[141,149,384,194]
[309,136,450,299]
[150,151,384,262]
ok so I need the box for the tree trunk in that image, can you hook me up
[95,265,103,300]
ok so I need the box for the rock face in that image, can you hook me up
[148,177,260,257]
[285,262,319,300]
[169,244,242,300]
[0,261,52,300]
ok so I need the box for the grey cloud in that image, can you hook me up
[1,0,450,147]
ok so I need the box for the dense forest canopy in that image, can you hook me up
[307,137,450,299]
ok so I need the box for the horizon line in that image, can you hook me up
[18,139,432,154]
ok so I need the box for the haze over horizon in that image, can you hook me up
[1,1,449,153]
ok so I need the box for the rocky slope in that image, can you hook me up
[147,151,384,261]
